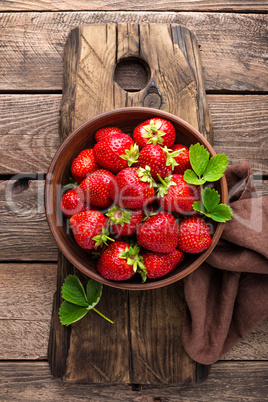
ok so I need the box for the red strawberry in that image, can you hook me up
[138,144,172,181]
[97,241,147,282]
[171,144,191,174]
[95,127,123,143]
[110,167,155,209]
[178,217,212,253]
[137,211,179,253]
[141,249,184,279]
[133,118,175,149]
[157,174,201,215]
[106,205,144,236]
[71,149,99,183]
[93,134,137,173]
[79,169,115,209]
[70,210,111,250]
[60,187,88,218]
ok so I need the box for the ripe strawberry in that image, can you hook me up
[93,134,137,173]
[95,127,123,143]
[60,187,87,218]
[171,144,191,174]
[106,205,144,236]
[138,144,172,181]
[178,217,212,253]
[97,241,147,282]
[137,211,179,253]
[79,169,115,209]
[70,210,111,250]
[133,118,175,149]
[110,167,155,209]
[71,149,99,183]
[157,174,201,215]
[141,249,184,279]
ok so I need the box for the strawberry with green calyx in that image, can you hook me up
[157,174,201,215]
[71,149,99,183]
[155,174,177,198]
[120,143,140,167]
[178,216,212,254]
[70,210,111,250]
[97,241,147,282]
[60,187,88,218]
[141,249,184,279]
[133,118,176,149]
[79,169,115,209]
[171,144,191,174]
[106,205,144,236]
[95,127,123,143]
[137,211,179,253]
[110,167,155,210]
[137,144,172,181]
[93,134,134,174]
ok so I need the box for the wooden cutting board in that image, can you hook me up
[48,23,213,385]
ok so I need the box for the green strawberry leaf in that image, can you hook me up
[86,280,102,308]
[61,275,89,307]
[189,143,210,177]
[184,169,206,185]
[59,301,89,326]
[209,204,233,222]
[202,154,229,182]
[192,201,207,214]
[202,187,221,212]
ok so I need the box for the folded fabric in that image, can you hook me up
[182,163,268,365]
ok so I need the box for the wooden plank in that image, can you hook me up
[1,0,267,12]
[0,94,267,175]
[0,361,268,401]
[0,12,267,92]
[0,263,57,359]
[0,180,58,260]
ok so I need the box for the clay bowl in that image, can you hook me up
[45,107,228,290]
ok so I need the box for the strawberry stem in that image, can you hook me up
[92,308,114,324]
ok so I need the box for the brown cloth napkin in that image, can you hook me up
[182,163,268,365]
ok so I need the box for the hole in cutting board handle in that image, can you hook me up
[114,57,150,92]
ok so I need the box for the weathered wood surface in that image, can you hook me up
[0,94,267,175]
[49,22,212,384]
[1,361,268,401]
[0,263,57,359]
[0,262,267,361]
[0,12,267,92]
[1,0,267,12]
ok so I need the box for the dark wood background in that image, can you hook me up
[0,1,267,400]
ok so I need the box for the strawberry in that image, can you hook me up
[141,249,184,279]
[79,169,115,209]
[157,174,201,215]
[178,217,212,253]
[93,134,137,173]
[70,210,112,250]
[97,241,147,282]
[110,167,155,209]
[71,149,99,183]
[137,211,179,253]
[138,144,172,181]
[95,127,123,143]
[106,205,144,236]
[133,118,175,149]
[171,144,191,174]
[60,187,87,218]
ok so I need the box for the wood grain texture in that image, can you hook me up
[0,361,268,401]
[0,180,58,260]
[1,0,267,12]
[49,22,213,384]
[0,263,57,359]
[0,95,267,175]
[0,12,267,92]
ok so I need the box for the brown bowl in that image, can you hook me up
[45,107,228,290]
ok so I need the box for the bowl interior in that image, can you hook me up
[45,107,227,290]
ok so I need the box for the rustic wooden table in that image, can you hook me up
[0,1,267,401]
